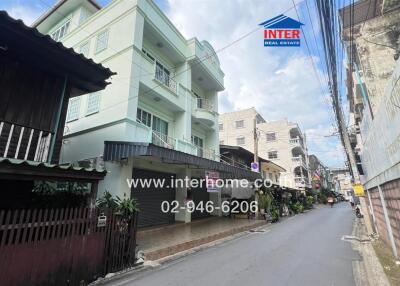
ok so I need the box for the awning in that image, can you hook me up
[103,141,262,181]
[0,11,115,96]
[0,158,107,182]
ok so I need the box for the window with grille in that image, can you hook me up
[66,97,81,122]
[79,41,90,58]
[95,30,109,53]
[86,92,101,115]
[51,21,70,41]
[235,120,244,128]
[266,132,276,142]
[268,151,278,159]
[136,108,152,127]
[236,137,245,145]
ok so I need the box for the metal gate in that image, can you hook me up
[131,168,175,228]
[0,207,138,286]
[192,178,210,219]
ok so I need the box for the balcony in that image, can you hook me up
[294,176,306,189]
[0,121,53,162]
[154,65,177,94]
[292,156,308,169]
[192,96,216,127]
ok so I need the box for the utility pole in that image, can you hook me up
[253,117,258,166]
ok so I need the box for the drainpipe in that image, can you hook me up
[366,188,378,235]
[353,62,374,120]
[378,184,398,258]
[48,75,68,164]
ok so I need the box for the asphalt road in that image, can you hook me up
[109,203,360,286]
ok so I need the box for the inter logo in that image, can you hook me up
[259,14,304,47]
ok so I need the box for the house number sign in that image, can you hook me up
[97,215,107,227]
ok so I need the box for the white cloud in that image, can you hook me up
[166,0,345,166]
[6,4,43,25]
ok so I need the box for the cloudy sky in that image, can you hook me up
[0,0,347,167]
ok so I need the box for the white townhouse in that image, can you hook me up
[33,0,260,228]
[219,108,312,190]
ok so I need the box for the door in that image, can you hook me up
[191,177,210,219]
[131,168,175,228]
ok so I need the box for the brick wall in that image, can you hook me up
[366,180,400,257]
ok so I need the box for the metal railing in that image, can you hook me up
[292,156,308,169]
[151,131,175,149]
[196,98,213,112]
[0,121,52,162]
[155,65,177,93]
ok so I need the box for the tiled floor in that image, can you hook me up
[137,217,266,260]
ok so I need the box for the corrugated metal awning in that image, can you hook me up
[104,141,262,181]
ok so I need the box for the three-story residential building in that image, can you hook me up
[219,108,311,189]
[32,0,251,228]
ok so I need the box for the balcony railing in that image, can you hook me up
[0,121,53,162]
[155,65,177,94]
[196,98,213,112]
[152,131,175,149]
[292,156,308,169]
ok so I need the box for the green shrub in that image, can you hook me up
[306,196,314,209]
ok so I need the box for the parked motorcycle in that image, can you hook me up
[355,206,363,218]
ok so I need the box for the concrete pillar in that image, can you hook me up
[378,185,398,258]
[175,168,191,223]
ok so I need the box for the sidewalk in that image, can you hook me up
[137,217,267,260]
[350,218,391,286]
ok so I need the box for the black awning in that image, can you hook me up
[0,11,115,96]
[103,141,262,181]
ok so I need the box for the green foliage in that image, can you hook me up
[318,193,328,204]
[291,202,304,214]
[305,196,314,209]
[258,194,273,212]
[116,196,139,217]
[270,205,280,222]
[97,191,118,209]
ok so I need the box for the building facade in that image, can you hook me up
[33,0,235,227]
[219,108,311,189]
[339,0,400,258]
[308,154,333,192]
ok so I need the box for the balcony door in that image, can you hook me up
[191,135,203,157]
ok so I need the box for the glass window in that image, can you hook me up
[235,120,244,128]
[155,62,170,86]
[191,135,204,157]
[219,140,224,145]
[236,137,245,145]
[219,123,223,131]
[136,108,152,127]
[86,92,101,115]
[66,97,81,122]
[268,151,278,159]
[152,116,168,136]
[79,41,90,58]
[266,132,276,142]
[95,30,109,53]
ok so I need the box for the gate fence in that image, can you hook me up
[0,207,138,286]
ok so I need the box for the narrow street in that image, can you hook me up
[109,204,359,286]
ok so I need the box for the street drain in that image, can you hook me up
[341,235,371,243]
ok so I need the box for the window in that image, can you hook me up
[235,120,244,128]
[268,151,278,159]
[86,92,101,115]
[152,115,168,136]
[51,20,70,41]
[219,140,224,145]
[95,30,109,53]
[192,135,204,157]
[79,41,90,58]
[236,137,245,145]
[66,97,81,122]
[136,108,152,127]
[79,8,89,24]
[219,123,224,131]
[266,132,276,142]
[155,62,170,86]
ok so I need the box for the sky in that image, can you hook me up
[0,0,347,168]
